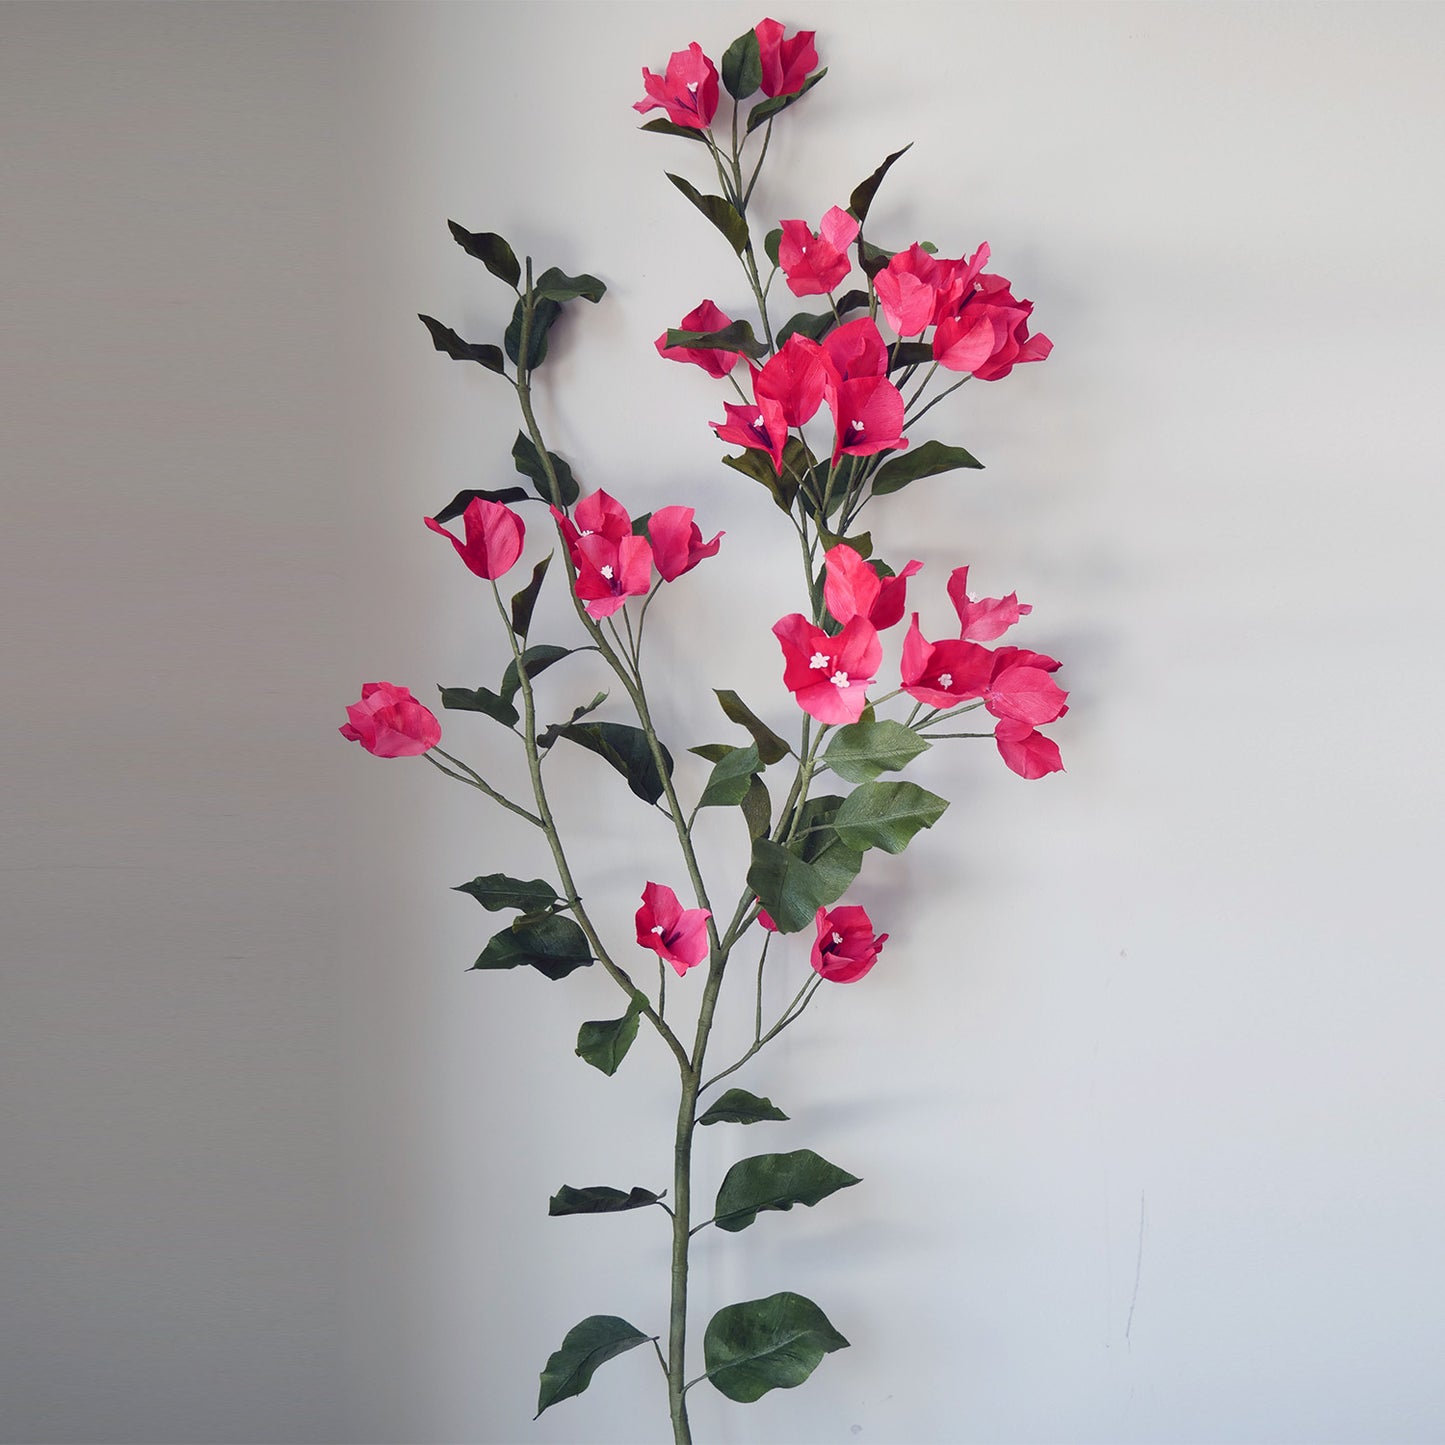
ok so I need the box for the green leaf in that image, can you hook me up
[788,794,864,905]
[715,690,790,764]
[857,238,895,281]
[824,720,930,784]
[746,67,827,133]
[666,172,751,256]
[721,28,763,98]
[713,1149,860,1233]
[639,117,710,145]
[746,840,832,935]
[432,486,530,524]
[418,314,505,374]
[871,439,984,496]
[721,449,797,512]
[764,227,783,267]
[776,309,834,347]
[500,644,572,702]
[833,780,949,854]
[698,1088,789,1126]
[698,744,762,809]
[555,721,674,805]
[689,742,734,764]
[537,691,608,750]
[437,685,518,728]
[848,144,912,225]
[454,874,559,913]
[533,265,606,305]
[548,1184,661,1216]
[509,553,552,637]
[536,1315,652,1417]
[575,989,645,1076]
[663,318,768,360]
[445,222,520,287]
[511,431,579,507]
[815,526,872,558]
[740,775,772,841]
[836,288,872,316]
[885,339,934,371]
[473,914,593,981]
[504,295,562,371]
[704,1292,848,1403]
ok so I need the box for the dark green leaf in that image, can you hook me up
[537,691,608,750]
[746,840,833,935]
[740,775,771,841]
[555,722,673,805]
[698,1088,789,1126]
[663,318,768,360]
[848,144,912,225]
[721,449,797,512]
[704,1292,848,1403]
[509,553,552,636]
[715,690,790,764]
[454,874,559,913]
[824,720,930,784]
[437,685,518,728]
[639,117,711,145]
[536,1315,652,1417]
[446,222,520,287]
[746,67,827,133]
[548,1185,661,1216]
[418,314,505,374]
[788,794,864,905]
[776,309,833,347]
[511,431,579,507]
[575,989,645,1076]
[630,511,652,538]
[764,227,783,267]
[833,780,949,854]
[721,27,763,98]
[815,526,872,559]
[500,644,572,702]
[473,914,593,981]
[886,340,935,370]
[432,486,530,525]
[689,742,734,764]
[857,238,895,281]
[666,173,751,256]
[698,744,762,809]
[836,288,872,316]
[533,265,606,305]
[713,1148,860,1233]
[504,295,562,370]
[871,439,984,496]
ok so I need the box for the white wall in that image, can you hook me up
[6,3,1445,1443]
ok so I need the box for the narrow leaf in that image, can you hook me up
[666,172,751,256]
[833,780,949,855]
[885,339,934,370]
[512,431,579,507]
[536,1316,651,1417]
[418,314,505,374]
[848,144,913,225]
[437,685,518,728]
[454,875,559,913]
[663,318,768,359]
[640,117,710,144]
[746,67,826,133]
[721,28,763,99]
[715,690,789,764]
[764,227,783,267]
[433,486,530,524]
[537,691,608,750]
[548,1185,661,1216]
[698,1088,789,1126]
[473,914,593,981]
[824,720,930,783]
[704,1292,848,1403]
[533,265,606,304]
[510,553,552,636]
[836,288,872,316]
[713,1149,860,1233]
[740,775,772,841]
[445,222,520,287]
[555,722,673,805]
[871,439,984,496]
[698,744,762,809]
[575,989,645,1076]
[500,644,572,702]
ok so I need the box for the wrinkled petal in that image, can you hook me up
[339,682,440,758]
[947,565,1033,641]
[655,298,741,377]
[830,374,906,462]
[633,42,719,130]
[994,718,1064,779]
[810,903,887,983]
[755,17,817,97]
[424,497,525,580]
[649,504,722,581]
[984,664,1069,725]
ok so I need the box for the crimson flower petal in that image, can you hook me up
[633,43,719,130]
[649,505,722,581]
[655,299,741,377]
[755,17,817,97]
[810,903,887,983]
[636,881,711,975]
[994,718,1064,779]
[339,682,441,758]
[424,497,525,580]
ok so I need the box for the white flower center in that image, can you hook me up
[850,419,865,430]
[938,672,953,688]
[579,528,595,537]
[808,652,829,670]
[652,924,665,935]
[600,564,614,581]
[686,81,699,93]
[831,931,843,945]
[830,670,850,688]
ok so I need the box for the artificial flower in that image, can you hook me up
[934,272,1052,379]
[810,903,887,983]
[338,682,441,758]
[899,615,994,709]
[648,505,723,581]
[755,18,817,97]
[822,544,920,631]
[777,207,859,297]
[655,299,742,377]
[993,717,1064,779]
[979,646,1068,725]
[424,497,525,580]
[772,612,881,724]
[636,881,712,975]
[633,42,719,130]
[828,374,906,461]
[947,565,1032,642]
[822,316,888,382]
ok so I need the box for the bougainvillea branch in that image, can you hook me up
[342,17,1063,1443]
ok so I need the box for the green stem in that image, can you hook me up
[904,372,970,429]
[423,749,542,827]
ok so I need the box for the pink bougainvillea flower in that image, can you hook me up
[550,488,632,564]
[424,497,525,580]
[981,645,1068,725]
[994,717,1065,779]
[573,531,654,619]
[339,682,441,758]
[773,612,882,724]
[822,545,920,631]
[828,374,907,462]
[947,565,1033,642]
[934,272,1052,380]
[710,400,788,472]
[755,17,817,97]
[654,299,741,378]
[648,505,723,581]
[928,243,992,324]
[777,207,859,297]
[899,614,995,709]
[822,316,888,382]
[754,334,836,431]
[636,881,712,976]
[873,243,942,338]
[633,42,719,131]
[810,904,887,983]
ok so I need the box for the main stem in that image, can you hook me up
[668,1068,699,1445]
